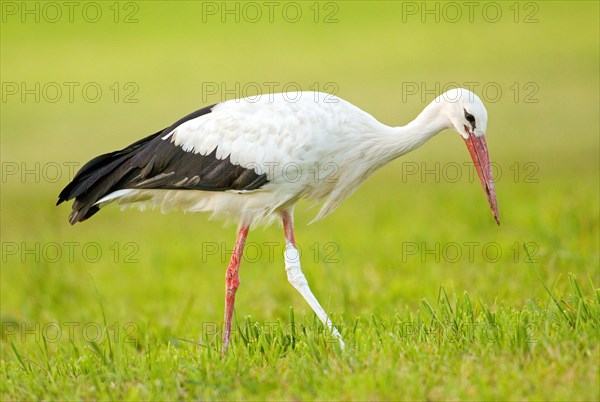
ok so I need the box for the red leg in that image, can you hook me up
[222,225,249,356]
[282,210,295,245]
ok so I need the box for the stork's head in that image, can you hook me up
[439,88,499,225]
[441,88,488,139]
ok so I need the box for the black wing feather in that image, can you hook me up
[57,104,269,224]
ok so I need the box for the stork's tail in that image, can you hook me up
[56,130,163,224]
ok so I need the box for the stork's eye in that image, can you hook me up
[464,109,475,123]
[463,108,476,129]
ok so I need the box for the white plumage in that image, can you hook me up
[58,88,499,355]
[95,90,477,225]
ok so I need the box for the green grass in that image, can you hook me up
[1,1,599,400]
[1,271,597,400]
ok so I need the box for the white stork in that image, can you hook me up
[57,88,499,355]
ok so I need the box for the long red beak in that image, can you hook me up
[463,127,500,225]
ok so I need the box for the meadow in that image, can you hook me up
[1,1,598,400]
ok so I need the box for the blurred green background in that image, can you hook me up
[1,1,598,394]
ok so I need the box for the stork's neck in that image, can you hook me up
[371,99,451,164]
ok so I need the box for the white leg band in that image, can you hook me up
[284,243,345,348]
